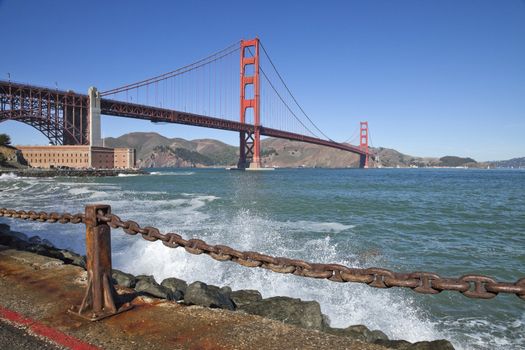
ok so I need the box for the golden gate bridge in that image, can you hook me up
[0,38,371,168]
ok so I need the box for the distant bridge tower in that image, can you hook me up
[238,38,262,169]
[359,121,369,168]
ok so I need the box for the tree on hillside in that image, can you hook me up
[0,134,11,146]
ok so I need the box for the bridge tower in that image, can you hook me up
[359,121,369,168]
[238,38,262,169]
[88,87,102,147]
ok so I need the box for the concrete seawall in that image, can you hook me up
[0,168,146,178]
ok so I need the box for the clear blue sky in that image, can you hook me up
[1,0,524,161]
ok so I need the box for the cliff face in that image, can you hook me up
[0,145,27,168]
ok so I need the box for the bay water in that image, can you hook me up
[0,168,524,349]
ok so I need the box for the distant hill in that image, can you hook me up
[489,157,525,169]
[437,156,477,167]
[103,132,521,169]
[372,149,481,168]
[104,133,365,168]
[260,138,361,168]
[104,133,237,168]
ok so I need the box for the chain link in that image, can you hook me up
[95,211,525,301]
[0,208,84,224]
[1,207,524,301]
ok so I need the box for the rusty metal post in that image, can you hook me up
[70,204,131,321]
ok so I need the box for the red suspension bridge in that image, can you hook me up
[0,38,371,168]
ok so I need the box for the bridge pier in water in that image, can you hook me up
[238,131,262,169]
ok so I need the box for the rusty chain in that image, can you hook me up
[0,208,85,224]
[1,207,524,301]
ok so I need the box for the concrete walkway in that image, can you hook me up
[0,246,386,350]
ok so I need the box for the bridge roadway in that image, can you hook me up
[0,81,366,156]
[101,98,367,156]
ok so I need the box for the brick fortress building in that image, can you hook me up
[17,146,135,169]
[15,87,136,170]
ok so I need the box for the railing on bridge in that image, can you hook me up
[1,206,523,321]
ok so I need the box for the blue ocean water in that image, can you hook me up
[1,168,524,349]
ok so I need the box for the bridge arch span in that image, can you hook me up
[0,82,89,145]
[0,112,65,145]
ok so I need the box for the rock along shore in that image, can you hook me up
[0,223,455,350]
[0,168,147,178]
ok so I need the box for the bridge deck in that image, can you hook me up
[0,81,366,156]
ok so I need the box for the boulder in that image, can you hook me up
[238,296,325,330]
[28,236,42,244]
[160,277,187,301]
[230,289,262,307]
[59,249,86,269]
[374,339,412,349]
[220,286,232,295]
[0,223,10,234]
[161,277,187,294]
[322,314,331,328]
[136,274,152,281]
[25,244,49,256]
[12,238,30,250]
[112,269,137,288]
[0,224,28,241]
[373,339,455,350]
[0,234,17,246]
[41,239,54,248]
[135,275,173,300]
[368,330,389,342]
[409,340,455,350]
[345,325,388,342]
[184,281,235,310]
[323,327,367,341]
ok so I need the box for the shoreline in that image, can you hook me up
[0,222,455,350]
[0,167,519,179]
[0,168,147,178]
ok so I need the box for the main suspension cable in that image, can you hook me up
[260,41,334,141]
[102,41,241,96]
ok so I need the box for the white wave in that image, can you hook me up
[440,315,525,350]
[282,220,354,233]
[89,190,114,200]
[67,187,92,196]
[0,173,18,180]
[117,173,141,177]
[113,208,448,346]
[149,171,195,176]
